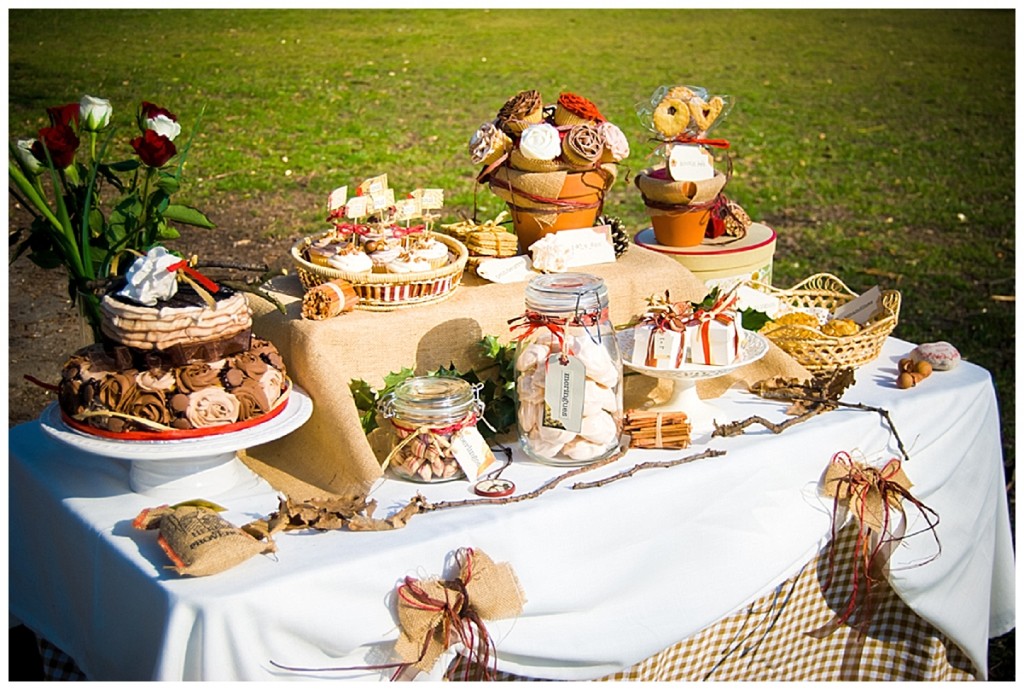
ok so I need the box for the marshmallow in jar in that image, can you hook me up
[377,376,490,483]
[512,273,623,465]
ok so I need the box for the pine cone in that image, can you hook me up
[597,215,629,258]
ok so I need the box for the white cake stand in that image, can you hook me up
[618,331,769,437]
[40,387,313,499]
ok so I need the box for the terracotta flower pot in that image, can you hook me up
[507,169,611,253]
[649,206,710,247]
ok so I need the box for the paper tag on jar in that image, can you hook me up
[543,353,585,433]
[450,426,497,480]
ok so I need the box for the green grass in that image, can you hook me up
[8,9,1015,673]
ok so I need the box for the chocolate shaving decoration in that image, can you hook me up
[808,451,940,639]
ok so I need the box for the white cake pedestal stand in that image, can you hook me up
[40,388,313,500]
[619,331,770,440]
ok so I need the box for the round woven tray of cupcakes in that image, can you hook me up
[290,174,468,311]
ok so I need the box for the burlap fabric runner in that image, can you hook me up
[245,247,807,497]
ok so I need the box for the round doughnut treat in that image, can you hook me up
[652,87,696,139]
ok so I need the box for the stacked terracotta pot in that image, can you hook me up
[634,85,752,247]
[470,90,630,253]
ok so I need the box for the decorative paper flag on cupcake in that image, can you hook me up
[328,185,348,211]
[357,173,389,196]
[412,188,444,210]
[393,197,421,221]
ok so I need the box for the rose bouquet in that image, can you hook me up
[9,94,214,339]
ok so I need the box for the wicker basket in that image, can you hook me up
[290,232,468,311]
[750,273,901,371]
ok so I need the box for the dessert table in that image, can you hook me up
[8,336,1014,681]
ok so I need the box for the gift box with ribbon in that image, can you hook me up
[685,289,741,366]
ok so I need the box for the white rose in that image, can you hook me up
[80,95,113,132]
[14,139,43,175]
[518,123,562,161]
[146,113,182,142]
[118,246,181,306]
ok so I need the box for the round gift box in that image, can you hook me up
[634,222,777,289]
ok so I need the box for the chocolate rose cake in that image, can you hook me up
[57,248,290,437]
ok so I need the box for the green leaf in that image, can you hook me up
[162,204,216,229]
[741,308,772,332]
[381,367,415,391]
[155,222,180,241]
[156,172,180,195]
[105,159,141,173]
[349,378,377,411]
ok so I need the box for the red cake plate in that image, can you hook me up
[40,385,313,500]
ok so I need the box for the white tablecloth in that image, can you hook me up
[8,338,1014,681]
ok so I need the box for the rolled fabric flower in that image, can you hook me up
[186,388,241,428]
[469,121,512,166]
[554,92,605,127]
[518,123,562,161]
[562,123,603,169]
[598,121,630,163]
[496,89,543,135]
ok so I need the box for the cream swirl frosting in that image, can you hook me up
[598,121,630,162]
[518,123,562,161]
[327,248,373,273]
[118,246,180,306]
[469,121,512,165]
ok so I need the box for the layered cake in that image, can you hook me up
[57,248,290,437]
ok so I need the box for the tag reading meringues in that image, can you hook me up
[543,353,585,434]
[450,426,497,480]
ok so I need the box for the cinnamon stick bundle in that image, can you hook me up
[301,279,359,320]
[623,409,691,449]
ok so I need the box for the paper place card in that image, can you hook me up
[393,197,421,221]
[668,144,715,182]
[357,173,389,196]
[475,255,536,284]
[345,196,370,219]
[543,353,585,434]
[529,225,616,269]
[834,285,884,325]
[327,185,348,211]
[450,426,497,480]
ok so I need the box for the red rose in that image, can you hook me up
[131,129,177,168]
[139,101,178,123]
[32,123,80,168]
[46,102,80,128]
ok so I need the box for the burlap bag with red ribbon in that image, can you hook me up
[393,548,525,679]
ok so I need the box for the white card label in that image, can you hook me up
[327,185,348,211]
[543,353,585,434]
[393,197,421,221]
[833,285,884,325]
[668,144,715,182]
[529,226,616,269]
[357,174,388,196]
[345,196,369,219]
[652,331,675,359]
[369,188,396,213]
[412,188,444,210]
[450,426,497,480]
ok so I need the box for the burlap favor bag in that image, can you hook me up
[635,165,728,209]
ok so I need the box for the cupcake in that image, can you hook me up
[510,123,564,172]
[561,123,603,169]
[410,236,450,270]
[598,121,630,163]
[553,92,605,127]
[306,241,337,267]
[326,245,373,274]
[385,251,432,275]
[367,239,403,273]
[496,90,543,135]
[469,121,513,167]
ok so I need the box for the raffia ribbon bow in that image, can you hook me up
[394,548,525,678]
[810,451,940,638]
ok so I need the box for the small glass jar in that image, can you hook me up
[377,376,484,483]
[513,273,623,466]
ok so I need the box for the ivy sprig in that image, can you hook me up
[349,336,518,439]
